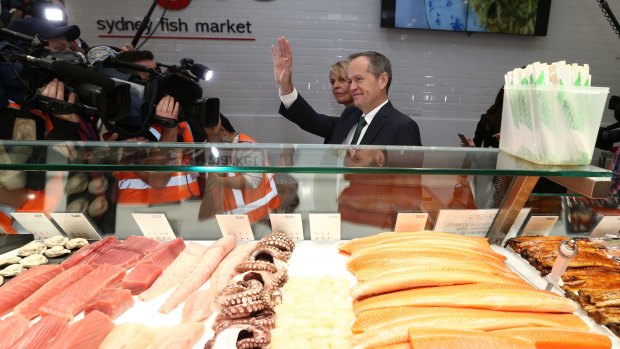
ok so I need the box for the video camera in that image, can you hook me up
[596,95,620,151]
[0,28,220,139]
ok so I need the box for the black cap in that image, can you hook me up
[6,17,80,41]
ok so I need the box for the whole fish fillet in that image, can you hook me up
[99,323,155,349]
[46,310,114,349]
[0,315,31,348]
[0,264,64,317]
[406,328,536,349]
[340,231,489,255]
[139,242,208,301]
[352,306,588,334]
[150,322,205,349]
[353,283,577,315]
[492,327,612,349]
[9,315,69,349]
[159,235,236,313]
[182,287,218,323]
[351,269,529,299]
[210,243,256,291]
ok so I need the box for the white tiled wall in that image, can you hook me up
[65,0,620,146]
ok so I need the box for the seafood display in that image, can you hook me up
[507,235,620,336]
[342,231,612,349]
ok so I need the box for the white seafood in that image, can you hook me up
[44,245,71,258]
[0,255,21,267]
[0,264,25,277]
[66,238,89,250]
[44,235,69,248]
[65,173,88,195]
[18,241,47,257]
[19,253,48,268]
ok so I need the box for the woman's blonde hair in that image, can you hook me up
[330,60,349,78]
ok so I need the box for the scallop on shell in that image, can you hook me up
[64,173,89,195]
[44,235,69,248]
[18,241,47,257]
[0,264,25,277]
[66,238,89,250]
[88,196,109,218]
[0,255,21,267]
[20,253,48,268]
[44,246,71,258]
[88,177,109,195]
[66,198,89,213]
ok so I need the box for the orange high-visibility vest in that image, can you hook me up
[220,133,280,224]
[116,121,200,205]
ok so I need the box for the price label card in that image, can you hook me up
[395,213,429,232]
[50,213,102,240]
[269,213,304,240]
[520,215,559,237]
[591,216,620,238]
[11,212,63,240]
[433,209,499,236]
[215,214,254,241]
[309,213,340,240]
[132,213,177,242]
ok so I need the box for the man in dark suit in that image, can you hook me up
[272,36,422,146]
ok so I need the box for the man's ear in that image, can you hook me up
[379,72,389,91]
[374,151,386,167]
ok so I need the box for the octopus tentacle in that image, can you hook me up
[213,309,276,333]
[219,299,269,319]
[216,279,264,307]
[204,324,271,349]
[256,231,295,256]
[235,261,277,274]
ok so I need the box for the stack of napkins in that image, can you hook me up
[505,61,591,87]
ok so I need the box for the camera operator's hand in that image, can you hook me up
[121,43,135,52]
[41,79,80,123]
[156,95,180,142]
[271,36,294,95]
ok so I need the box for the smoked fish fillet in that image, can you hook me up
[407,328,536,349]
[352,306,588,334]
[351,269,530,299]
[348,242,506,264]
[353,283,577,315]
[351,257,511,282]
[340,231,489,254]
[492,327,612,349]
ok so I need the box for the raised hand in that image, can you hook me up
[156,95,180,121]
[41,79,80,123]
[271,36,294,94]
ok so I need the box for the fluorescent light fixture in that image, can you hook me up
[44,7,64,22]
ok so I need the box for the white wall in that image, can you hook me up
[65,0,620,146]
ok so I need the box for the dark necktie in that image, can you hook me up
[350,116,367,145]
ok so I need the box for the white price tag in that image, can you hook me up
[269,213,304,240]
[11,212,63,240]
[309,213,340,240]
[433,209,499,236]
[521,215,559,237]
[50,213,102,240]
[591,216,620,238]
[132,213,177,242]
[215,214,254,241]
[394,213,428,232]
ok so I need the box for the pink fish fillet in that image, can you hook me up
[211,243,256,291]
[0,315,31,348]
[46,310,115,349]
[150,322,205,349]
[9,315,69,349]
[138,242,208,301]
[61,236,119,269]
[0,264,64,317]
[39,264,126,320]
[89,236,160,269]
[84,287,134,320]
[181,287,218,323]
[14,264,93,320]
[159,235,236,314]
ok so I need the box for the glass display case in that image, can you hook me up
[0,140,611,243]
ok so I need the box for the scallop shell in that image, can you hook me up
[66,198,89,213]
[0,264,25,277]
[20,253,48,268]
[66,238,89,250]
[44,235,69,248]
[87,196,109,218]
[0,255,21,267]
[88,177,109,195]
[18,241,47,257]
[64,173,89,195]
[44,246,71,258]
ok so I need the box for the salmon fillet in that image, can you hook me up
[407,328,536,349]
[353,306,588,334]
[351,269,530,299]
[492,327,612,349]
[353,283,577,315]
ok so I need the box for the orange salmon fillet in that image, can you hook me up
[492,327,612,349]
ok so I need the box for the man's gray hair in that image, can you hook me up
[348,51,392,93]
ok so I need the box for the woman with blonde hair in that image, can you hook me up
[329,60,353,107]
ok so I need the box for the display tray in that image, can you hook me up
[1,240,618,348]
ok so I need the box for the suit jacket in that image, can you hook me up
[279,94,422,146]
